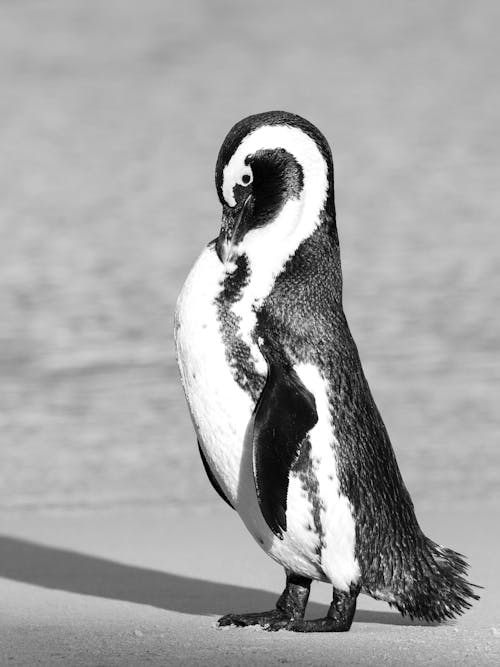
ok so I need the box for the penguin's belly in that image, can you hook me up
[174,245,257,508]
[174,245,359,588]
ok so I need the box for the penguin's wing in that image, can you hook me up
[251,347,318,538]
[197,440,234,509]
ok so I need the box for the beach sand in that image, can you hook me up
[1,503,498,666]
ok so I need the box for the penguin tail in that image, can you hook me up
[367,538,481,623]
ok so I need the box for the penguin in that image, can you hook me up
[174,110,479,632]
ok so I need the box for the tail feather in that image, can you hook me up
[369,538,480,623]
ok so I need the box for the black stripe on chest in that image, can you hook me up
[215,253,265,402]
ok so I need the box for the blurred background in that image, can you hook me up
[0,0,498,513]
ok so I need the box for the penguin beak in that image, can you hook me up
[216,195,253,264]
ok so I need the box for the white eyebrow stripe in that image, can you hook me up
[222,125,328,209]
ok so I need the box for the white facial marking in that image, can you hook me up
[222,125,327,211]
[223,161,253,206]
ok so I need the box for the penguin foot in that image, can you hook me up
[217,571,311,631]
[286,583,360,633]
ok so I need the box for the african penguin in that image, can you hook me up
[174,110,479,632]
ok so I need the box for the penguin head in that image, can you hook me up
[214,111,335,265]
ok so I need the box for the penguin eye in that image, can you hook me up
[239,171,253,186]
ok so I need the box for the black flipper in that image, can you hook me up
[197,440,234,509]
[252,355,318,538]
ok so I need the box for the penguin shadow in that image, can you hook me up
[0,535,435,627]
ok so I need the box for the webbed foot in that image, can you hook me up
[217,571,311,631]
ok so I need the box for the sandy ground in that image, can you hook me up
[0,503,498,666]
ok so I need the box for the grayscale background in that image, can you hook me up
[1,0,499,512]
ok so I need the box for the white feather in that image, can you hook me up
[295,363,360,590]
[175,246,253,508]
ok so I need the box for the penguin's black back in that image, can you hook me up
[256,215,478,622]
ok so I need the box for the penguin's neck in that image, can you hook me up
[230,185,328,307]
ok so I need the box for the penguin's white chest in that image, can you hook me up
[174,245,257,508]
